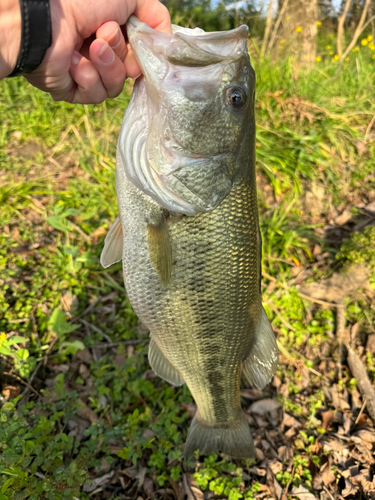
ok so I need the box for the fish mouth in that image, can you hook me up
[126,16,249,81]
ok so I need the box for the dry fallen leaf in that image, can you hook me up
[290,485,318,499]
[82,470,115,493]
[249,399,282,427]
[321,409,335,431]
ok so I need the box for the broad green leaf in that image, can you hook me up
[60,340,85,355]
[6,336,29,346]
[15,349,29,361]
[45,216,73,232]
[48,309,79,337]
[1,403,14,413]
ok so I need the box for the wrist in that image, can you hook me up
[0,0,21,79]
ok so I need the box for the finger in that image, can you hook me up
[69,51,108,104]
[135,1,172,34]
[89,39,126,98]
[96,21,127,62]
[124,46,141,79]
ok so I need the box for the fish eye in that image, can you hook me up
[226,86,246,109]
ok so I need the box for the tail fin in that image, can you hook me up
[184,412,255,460]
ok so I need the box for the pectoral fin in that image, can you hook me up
[147,214,172,287]
[100,216,123,268]
[148,338,184,386]
[242,307,279,390]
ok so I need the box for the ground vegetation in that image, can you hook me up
[0,9,375,500]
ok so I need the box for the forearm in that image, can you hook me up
[0,0,21,79]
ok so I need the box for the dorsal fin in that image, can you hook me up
[100,216,123,268]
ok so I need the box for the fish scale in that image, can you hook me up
[101,16,279,459]
[117,159,259,426]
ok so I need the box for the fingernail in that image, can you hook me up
[98,42,114,65]
[109,28,122,49]
[71,51,80,65]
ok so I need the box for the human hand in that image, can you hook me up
[24,0,171,103]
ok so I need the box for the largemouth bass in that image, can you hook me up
[101,16,278,459]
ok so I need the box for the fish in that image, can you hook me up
[101,16,279,460]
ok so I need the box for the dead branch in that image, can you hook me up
[336,304,346,380]
[347,346,375,425]
[341,0,372,62]
[337,0,352,59]
[261,0,274,57]
[267,0,290,52]
[3,371,40,398]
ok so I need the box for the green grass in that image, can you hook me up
[0,39,374,499]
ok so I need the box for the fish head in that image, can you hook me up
[119,17,255,215]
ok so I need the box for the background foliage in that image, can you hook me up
[1,1,375,499]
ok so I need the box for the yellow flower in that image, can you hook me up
[352,46,359,52]
[317,21,322,27]
[361,38,368,46]
[329,33,334,38]
[280,38,285,44]
[325,45,331,50]
[285,16,290,21]
[315,56,322,62]
[345,57,350,62]
[332,54,339,62]
[372,54,375,59]
[367,35,373,41]
[329,50,334,55]
[295,26,302,33]
[0,333,6,343]
[369,42,375,50]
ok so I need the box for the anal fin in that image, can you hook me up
[148,338,184,386]
[242,306,279,390]
[100,216,123,268]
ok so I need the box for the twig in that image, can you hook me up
[340,3,374,63]
[364,113,375,140]
[79,318,106,336]
[76,292,115,318]
[261,0,273,57]
[262,270,278,283]
[265,300,296,332]
[3,372,40,398]
[280,465,295,500]
[347,346,375,425]
[83,322,98,361]
[337,0,352,59]
[267,0,290,52]
[121,391,157,414]
[298,292,342,308]
[277,340,328,381]
[336,304,345,380]
[354,398,367,426]
[68,221,91,243]
[102,272,125,291]
[323,485,335,500]
[182,474,195,500]
[94,339,150,348]
[22,358,44,397]
[169,477,182,500]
